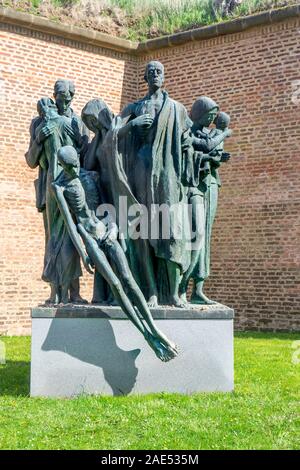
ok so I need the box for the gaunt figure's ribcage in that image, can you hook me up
[64,184,86,214]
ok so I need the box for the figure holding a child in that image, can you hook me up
[25,80,88,304]
[180,96,232,305]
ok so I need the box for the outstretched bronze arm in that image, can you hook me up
[193,129,231,153]
[51,182,93,274]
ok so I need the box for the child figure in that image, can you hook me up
[52,145,178,362]
[209,111,231,164]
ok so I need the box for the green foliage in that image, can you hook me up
[122,0,296,40]
[31,0,42,9]
[111,0,136,13]
[233,0,294,16]
[50,0,80,6]
[2,1,298,39]
[126,0,217,41]
[0,332,299,449]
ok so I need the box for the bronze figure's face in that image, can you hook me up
[55,91,73,115]
[203,108,219,127]
[63,161,79,178]
[214,111,230,130]
[81,99,113,134]
[190,96,219,128]
[53,80,75,115]
[84,114,99,134]
[145,61,164,90]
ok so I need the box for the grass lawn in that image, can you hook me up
[0,332,299,450]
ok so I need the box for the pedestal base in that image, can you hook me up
[30,304,234,397]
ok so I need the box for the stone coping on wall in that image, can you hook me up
[31,304,234,320]
[0,5,137,53]
[0,4,299,55]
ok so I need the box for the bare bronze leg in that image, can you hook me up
[106,241,178,359]
[45,283,60,305]
[69,278,88,304]
[60,283,69,304]
[166,260,186,308]
[77,226,174,362]
[192,279,217,305]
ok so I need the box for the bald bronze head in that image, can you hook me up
[144,61,165,91]
[214,111,230,130]
[57,145,80,178]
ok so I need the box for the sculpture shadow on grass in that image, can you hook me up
[42,318,141,396]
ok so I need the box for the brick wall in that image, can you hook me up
[0,23,137,334]
[137,16,300,331]
[0,14,299,334]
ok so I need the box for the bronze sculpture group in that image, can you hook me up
[26,61,232,361]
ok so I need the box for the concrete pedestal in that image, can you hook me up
[30,304,234,397]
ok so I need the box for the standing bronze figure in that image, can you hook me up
[120,61,193,308]
[25,80,88,304]
[180,97,232,304]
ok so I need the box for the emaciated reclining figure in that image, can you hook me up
[52,145,178,362]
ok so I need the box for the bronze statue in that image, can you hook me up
[26,66,234,362]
